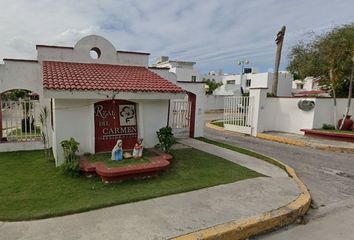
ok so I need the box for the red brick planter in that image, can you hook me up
[301,129,354,143]
[79,151,172,183]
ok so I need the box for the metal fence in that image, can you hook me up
[224,96,254,135]
[1,100,41,142]
[171,99,191,129]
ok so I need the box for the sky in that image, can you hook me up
[0,0,353,74]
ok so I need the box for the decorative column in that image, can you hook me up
[249,87,268,136]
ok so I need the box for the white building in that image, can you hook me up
[206,71,293,96]
[292,77,329,97]
[0,35,204,166]
[151,56,200,82]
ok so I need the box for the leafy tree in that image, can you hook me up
[204,79,223,95]
[287,23,354,129]
[1,89,31,101]
[288,23,354,97]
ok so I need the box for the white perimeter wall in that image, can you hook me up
[262,98,315,134]
[261,97,354,134]
[204,95,226,111]
[313,98,354,129]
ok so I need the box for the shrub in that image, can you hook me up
[322,124,335,130]
[60,137,80,177]
[156,126,176,153]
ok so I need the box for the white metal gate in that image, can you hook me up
[224,96,254,135]
[171,99,191,137]
[1,100,41,142]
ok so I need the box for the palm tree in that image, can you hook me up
[272,26,286,96]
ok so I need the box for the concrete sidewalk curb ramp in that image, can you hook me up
[171,139,311,240]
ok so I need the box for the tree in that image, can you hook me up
[204,79,223,95]
[287,23,354,129]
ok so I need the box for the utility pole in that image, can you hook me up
[237,60,249,95]
[272,26,286,96]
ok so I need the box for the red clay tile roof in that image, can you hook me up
[42,61,184,93]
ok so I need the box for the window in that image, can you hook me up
[191,76,197,82]
[226,80,235,84]
[296,83,304,89]
[246,79,251,87]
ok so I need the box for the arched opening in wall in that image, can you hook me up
[89,47,101,60]
[94,99,138,153]
[0,89,41,143]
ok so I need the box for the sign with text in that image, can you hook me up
[94,100,137,152]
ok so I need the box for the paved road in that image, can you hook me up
[204,120,354,239]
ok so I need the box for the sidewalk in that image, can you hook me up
[257,131,354,153]
[0,139,300,240]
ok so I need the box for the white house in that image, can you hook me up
[292,77,329,97]
[151,56,200,82]
[0,35,203,166]
[209,71,293,96]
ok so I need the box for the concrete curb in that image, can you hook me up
[257,133,354,153]
[257,133,308,147]
[205,122,225,132]
[171,157,311,240]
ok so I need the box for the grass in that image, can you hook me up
[85,150,157,167]
[0,148,262,221]
[317,129,354,135]
[211,120,224,128]
[210,120,248,128]
[196,137,288,174]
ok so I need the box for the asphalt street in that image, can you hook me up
[203,113,354,239]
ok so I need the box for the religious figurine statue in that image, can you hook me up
[111,139,123,161]
[133,138,143,158]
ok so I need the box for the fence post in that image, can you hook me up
[249,87,268,136]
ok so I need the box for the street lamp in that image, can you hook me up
[237,60,249,95]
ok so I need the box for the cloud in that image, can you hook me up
[0,0,353,73]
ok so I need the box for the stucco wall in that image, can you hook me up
[204,95,226,111]
[136,100,169,149]
[53,99,95,165]
[37,35,148,66]
[262,97,315,134]
[173,67,199,82]
[0,61,42,95]
[52,98,170,165]
[313,98,354,129]
[260,97,354,134]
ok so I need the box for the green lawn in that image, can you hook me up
[0,148,262,221]
[210,120,224,128]
[317,129,354,135]
[196,137,288,174]
[210,120,248,128]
